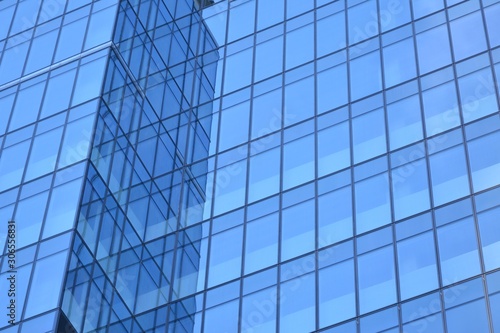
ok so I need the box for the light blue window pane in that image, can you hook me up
[392,158,430,220]
[477,207,500,271]
[489,272,500,331]
[218,101,250,151]
[316,12,345,57]
[25,127,64,181]
[387,95,423,149]
[358,246,397,314]
[355,173,392,234]
[352,108,386,163]
[0,5,15,40]
[458,68,498,123]
[412,0,444,19]
[248,148,280,203]
[485,3,500,47]
[0,41,30,85]
[450,11,487,61]
[0,141,30,192]
[38,0,65,24]
[283,135,314,190]
[437,218,481,284]
[285,76,314,125]
[54,18,88,62]
[281,199,315,261]
[84,5,117,49]
[58,114,95,168]
[319,260,356,327]
[254,36,283,82]
[245,213,279,274]
[286,24,314,69]
[383,38,416,87]
[467,131,500,192]
[446,299,489,333]
[287,0,314,17]
[397,232,439,300]
[24,29,58,74]
[203,12,226,46]
[15,191,49,248]
[318,186,353,245]
[72,56,107,106]
[429,145,469,206]
[20,311,57,333]
[212,161,247,216]
[360,306,399,333]
[251,89,282,139]
[9,80,45,131]
[318,121,350,176]
[25,251,68,318]
[350,51,382,101]
[224,48,253,93]
[1,263,32,324]
[42,178,83,238]
[348,0,378,45]
[416,25,452,74]
[41,67,77,118]
[0,93,16,135]
[280,273,315,333]
[241,287,277,332]
[257,0,284,30]
[403,315,444,333]
[227,0,255,42]
[317,64,348,113]
[10,0,40,34]
[200,300,239,333]
[208,226,243,287]
[422,82,460,136]
[379,0,411,32]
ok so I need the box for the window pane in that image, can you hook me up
[358,246,397,313]
[0,141,30,192]
[352,108,386,164]
[437,218,481,284]
[244,213,279,273]
[218,101,250,151]
[422,81,460,136]
[477,207,500,271]
[397,232,438,300]
[317,121,350,176]
[251,88,282,140]
[286,24,314,69]
[467,131,500,192]
[383,38,416,87]
[355,173,392,234]
[458,68,498,123]
[318,186,353,245]
[248,148,280,203]
[348,0,378,45]
[9,80,46,131]
[25,127,64,181]
[284,76,314,125]
[15,191,49,249]
[280,273,315,332]
[255,36,283,82]
[283,135,314,190]
[317,64,348,113]
[485,3,500,47]
[208,226,243,287]
[429,145,470,206]
[316,12,345,57]
[281,199,315,261]
[41,67,77,118]
[387,95,423,149]
[350,51,382,101]
[223,48,253,93]
[450,11,487,61]
[412,0,444,19]
[416,25,452,74]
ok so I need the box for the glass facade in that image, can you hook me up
[1,0,500,332]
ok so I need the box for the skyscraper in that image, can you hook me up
[1,0,500,332]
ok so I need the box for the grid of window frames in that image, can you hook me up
[188,0,500,332]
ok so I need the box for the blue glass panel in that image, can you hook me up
[241,286,277,332]
[284,76,314,125]
[383,38,416,87]
[24,29,58,74]
[358,246,397,314]
[355,172,391,234]
[485,3,500,47]
[58,114,95,168]
[397,232,439,300]
[15,191,49,249]
[280,273,315,332]
[24,127,64,181]
[352,108,386,163]
[416,25,452,74]
[248,148,280,203]
[208,226,243,287]
[360,306,399,333]
[251,88,282,139]
[0,93,16,135]
[54,18,88,62]
[283,134,314,190]
[281,199,315,261]
[257,0,284,30]
[0,41,30,85]
[212,160,247,216]
[9,80,46,131]
[348,0,378,45]
[318,186,353,245]
[350,51,382,100]
[379,0,411,32]
[218,101,250,151]
[477,207,500,271]
[316,12,345,57]
[317,121,350,176]
[412,0,444,19]
[0,140,30,192]
[72,56,107,106]
[254,36,283,82]
[0,5,15,40]
[422,81,460,136]
[467,131,500,192]
[319,259,356,327]
[25,251,68,318]
[429,145,470,206]
[286,24,314,69]
[458,68,498,123]
[84,5,117,49]
[437,218,481,284]
[42,178,83,238]
[223,48,253,93]
[317,64,348,113]
[227,0,255,42]
[450,11,487,61]
[204,300,239,332]
[244,213,279,273]
[446,298,489,333]
[41,67,77,118]
[387,94,423,149]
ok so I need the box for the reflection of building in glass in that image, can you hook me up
[1,0,500,332]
